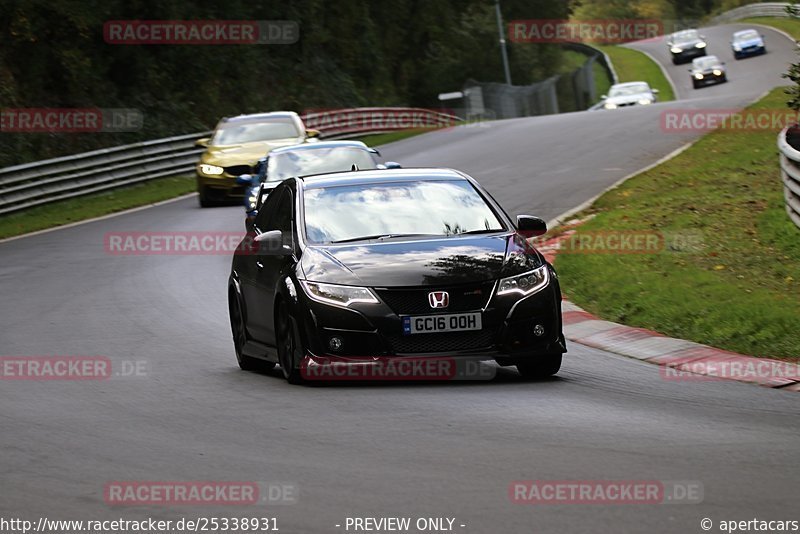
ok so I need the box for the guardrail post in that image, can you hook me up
[778,127,800,230]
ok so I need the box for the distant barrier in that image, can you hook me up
[777,128,800,230]
[710,3,797,24]
[0,108,463,215]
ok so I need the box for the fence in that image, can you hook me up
[710,3,797,24]
[462,44,617,119]
[777,128,800,230]
[0,108,462,216]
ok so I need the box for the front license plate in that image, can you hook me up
[402,313,482,335]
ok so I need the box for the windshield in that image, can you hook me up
[303,180,505,243]
[673,30,700,43]
[734,30,759,42]
[211,118,300,145]
[609,84,649,97]
[267,147,378,182]
[693,57,720,69]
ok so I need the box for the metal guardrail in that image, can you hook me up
[0,108,462,216]
[710,3,797,25]
[777,128,800,229]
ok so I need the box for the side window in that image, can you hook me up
[253,186,282,231]
[266,189,292,234]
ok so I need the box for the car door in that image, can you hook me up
[252,184,297,348]
[240,186,284,342]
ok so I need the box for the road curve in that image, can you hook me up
[1,23,799,534]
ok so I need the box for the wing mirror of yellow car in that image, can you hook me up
[195,137,210,148]
[306,129,321,139]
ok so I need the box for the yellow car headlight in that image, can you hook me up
[713,69,722,76]
[199,164,224,176]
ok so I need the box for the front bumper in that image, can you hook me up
[196,174,247,200]
[693,72,725,85]
[733,45,765,57]
[295,270,566,363]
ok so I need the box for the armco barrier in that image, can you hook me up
[0,108,461,216]
[710,3,797,24]
[777,128,800,229]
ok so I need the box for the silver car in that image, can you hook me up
[602,82,659,110]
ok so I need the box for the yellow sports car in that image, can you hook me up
[195,111,318,207]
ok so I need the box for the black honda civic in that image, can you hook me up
[228,168,566,384]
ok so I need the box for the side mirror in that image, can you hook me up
[254,230,292,256]
[600,94,607,99]
[385,161,402,169]
[652,88,660,94]
[195,137,210,148]
[516,215,547,237]
[306,129,321,138]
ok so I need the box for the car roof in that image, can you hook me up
[222,111,299,123]
[673,29,699,37]
[299,168,467,189]
[270,140,370,155]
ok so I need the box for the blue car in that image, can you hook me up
[731,29,766,59]
[236,140,400,226]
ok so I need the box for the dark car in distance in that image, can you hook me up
[668,29,708,64]
[690,55,727,89]
[228,168,566,384]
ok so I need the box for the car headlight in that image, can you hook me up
[199,164,224,176]
[695,42,706,48]
[247,193,258,211]
[670,47,682,54]
[695,73,704,79]
[638,99,653,105]
[497,266,549,297]
[713,69,723,76]
[301,281,379,307]
[604,103,617,110]
[733,45,742,51]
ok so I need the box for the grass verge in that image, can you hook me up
[739,17,800,41]
[597,45,676,102]
[0,175,196,240]
[554,87,800,359]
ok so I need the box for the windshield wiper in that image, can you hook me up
[329,233,438,244]
[453,228,505,236]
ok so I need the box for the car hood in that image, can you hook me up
[734,38,763,47]
[673,39,703,49]
[693,64,724,73]
[300,234,542,287]
[606,92,652,105]
[201,137,305,166]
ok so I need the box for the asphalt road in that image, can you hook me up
[1,24,798,534]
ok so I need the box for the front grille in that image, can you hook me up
[388,329,497,354]
[224,165,252,176]
[376,281,494,315]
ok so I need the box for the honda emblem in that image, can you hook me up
[428,291,449,309]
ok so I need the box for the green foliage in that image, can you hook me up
[0,0,575,167]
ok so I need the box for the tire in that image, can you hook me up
[198,187,218,208]
[692,80,699,89]
[672,57,679,65]
[276,300,305,385]
[229,289,276,372]
[516,353,562,380]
